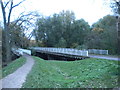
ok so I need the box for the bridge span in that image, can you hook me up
[30,47,89,61]
[12,47,118,61]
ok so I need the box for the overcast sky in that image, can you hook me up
[0,0,112,26]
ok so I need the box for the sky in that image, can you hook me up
[0,0,112,26]
[17,0,112,25]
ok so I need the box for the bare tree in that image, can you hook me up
[11,11,39,48]
[0,0,25,62]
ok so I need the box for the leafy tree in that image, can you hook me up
[9,22,31,48]
[85,15,117,54]
[55,37,67,48]
[9,22,23,47]
[61,10,75,47]
[84,30,103,49]
[34,10,90,49]
[70,19,90,47]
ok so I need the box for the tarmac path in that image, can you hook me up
[1,54,34,88]
[88,54,119,61]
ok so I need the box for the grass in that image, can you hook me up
[22,56,120,88]
[2,57,26,78]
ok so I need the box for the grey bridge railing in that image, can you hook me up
[88,49,108,55]
[12,47,109,56]
[30,47,88,56]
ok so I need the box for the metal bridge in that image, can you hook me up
[30,47,89,61]
[30,47,88,56]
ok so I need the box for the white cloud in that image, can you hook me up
[0,0,112,26]
[25,0,111,25]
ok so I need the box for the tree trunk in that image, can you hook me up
[117,17,120,54]
[4,24,11,63]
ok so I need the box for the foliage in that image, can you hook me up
[9,22,26,48]
[2,57,26,78]
[85,15,117,54]
[55,37,67,48]
[34,10,90,48]
[2,22,30,62]
[76,44,88,50]
[22,56,119,88]
[34,14,117,54]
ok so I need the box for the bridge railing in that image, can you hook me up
[30,47,88,56]
[12,48,31,55]
[88,49,108,55]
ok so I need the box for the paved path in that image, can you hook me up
[88,54,120,61]
[1,54,34,88]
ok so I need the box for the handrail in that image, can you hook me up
[30,47,88,56]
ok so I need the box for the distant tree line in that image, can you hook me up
[34,10,90,48]
[34,11,117,54]
[85,15,117,54]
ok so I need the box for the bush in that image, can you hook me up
[76,44,88,50]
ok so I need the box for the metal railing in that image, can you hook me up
[30,47,88,56]
[88,49,108,55]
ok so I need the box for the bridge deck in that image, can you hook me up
[30,47,88,56]
[30,47,89,60]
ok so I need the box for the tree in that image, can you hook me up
[108,0,120,54]
[55,37,67,48]
[0,25,2,61]
[85,15,117,54]
[34,17,47,46]
[10,11,39,48]
[61,10,75,47]
[34,10,91,48]
[34,10,75,47]
[0,0,25,62]
[112,0,120,54]
[70,19,90,48]
[9,22,30,48]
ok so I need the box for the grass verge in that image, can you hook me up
[2,57,26,78]
[22,56,119,88]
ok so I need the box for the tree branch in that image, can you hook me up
[116,1,120,6]
[7,0,13,25]
[4,1,10,8]
[12,0,25,8]
[0,0,7,27]
[27,32,33,40]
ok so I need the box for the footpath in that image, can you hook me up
[1,54,34,88]
[88,54,119,61]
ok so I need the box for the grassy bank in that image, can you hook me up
[2,57,26,78]
[22,56,119,88]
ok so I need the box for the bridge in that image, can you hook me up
[29,47,89,61]
[12,47,113,61]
